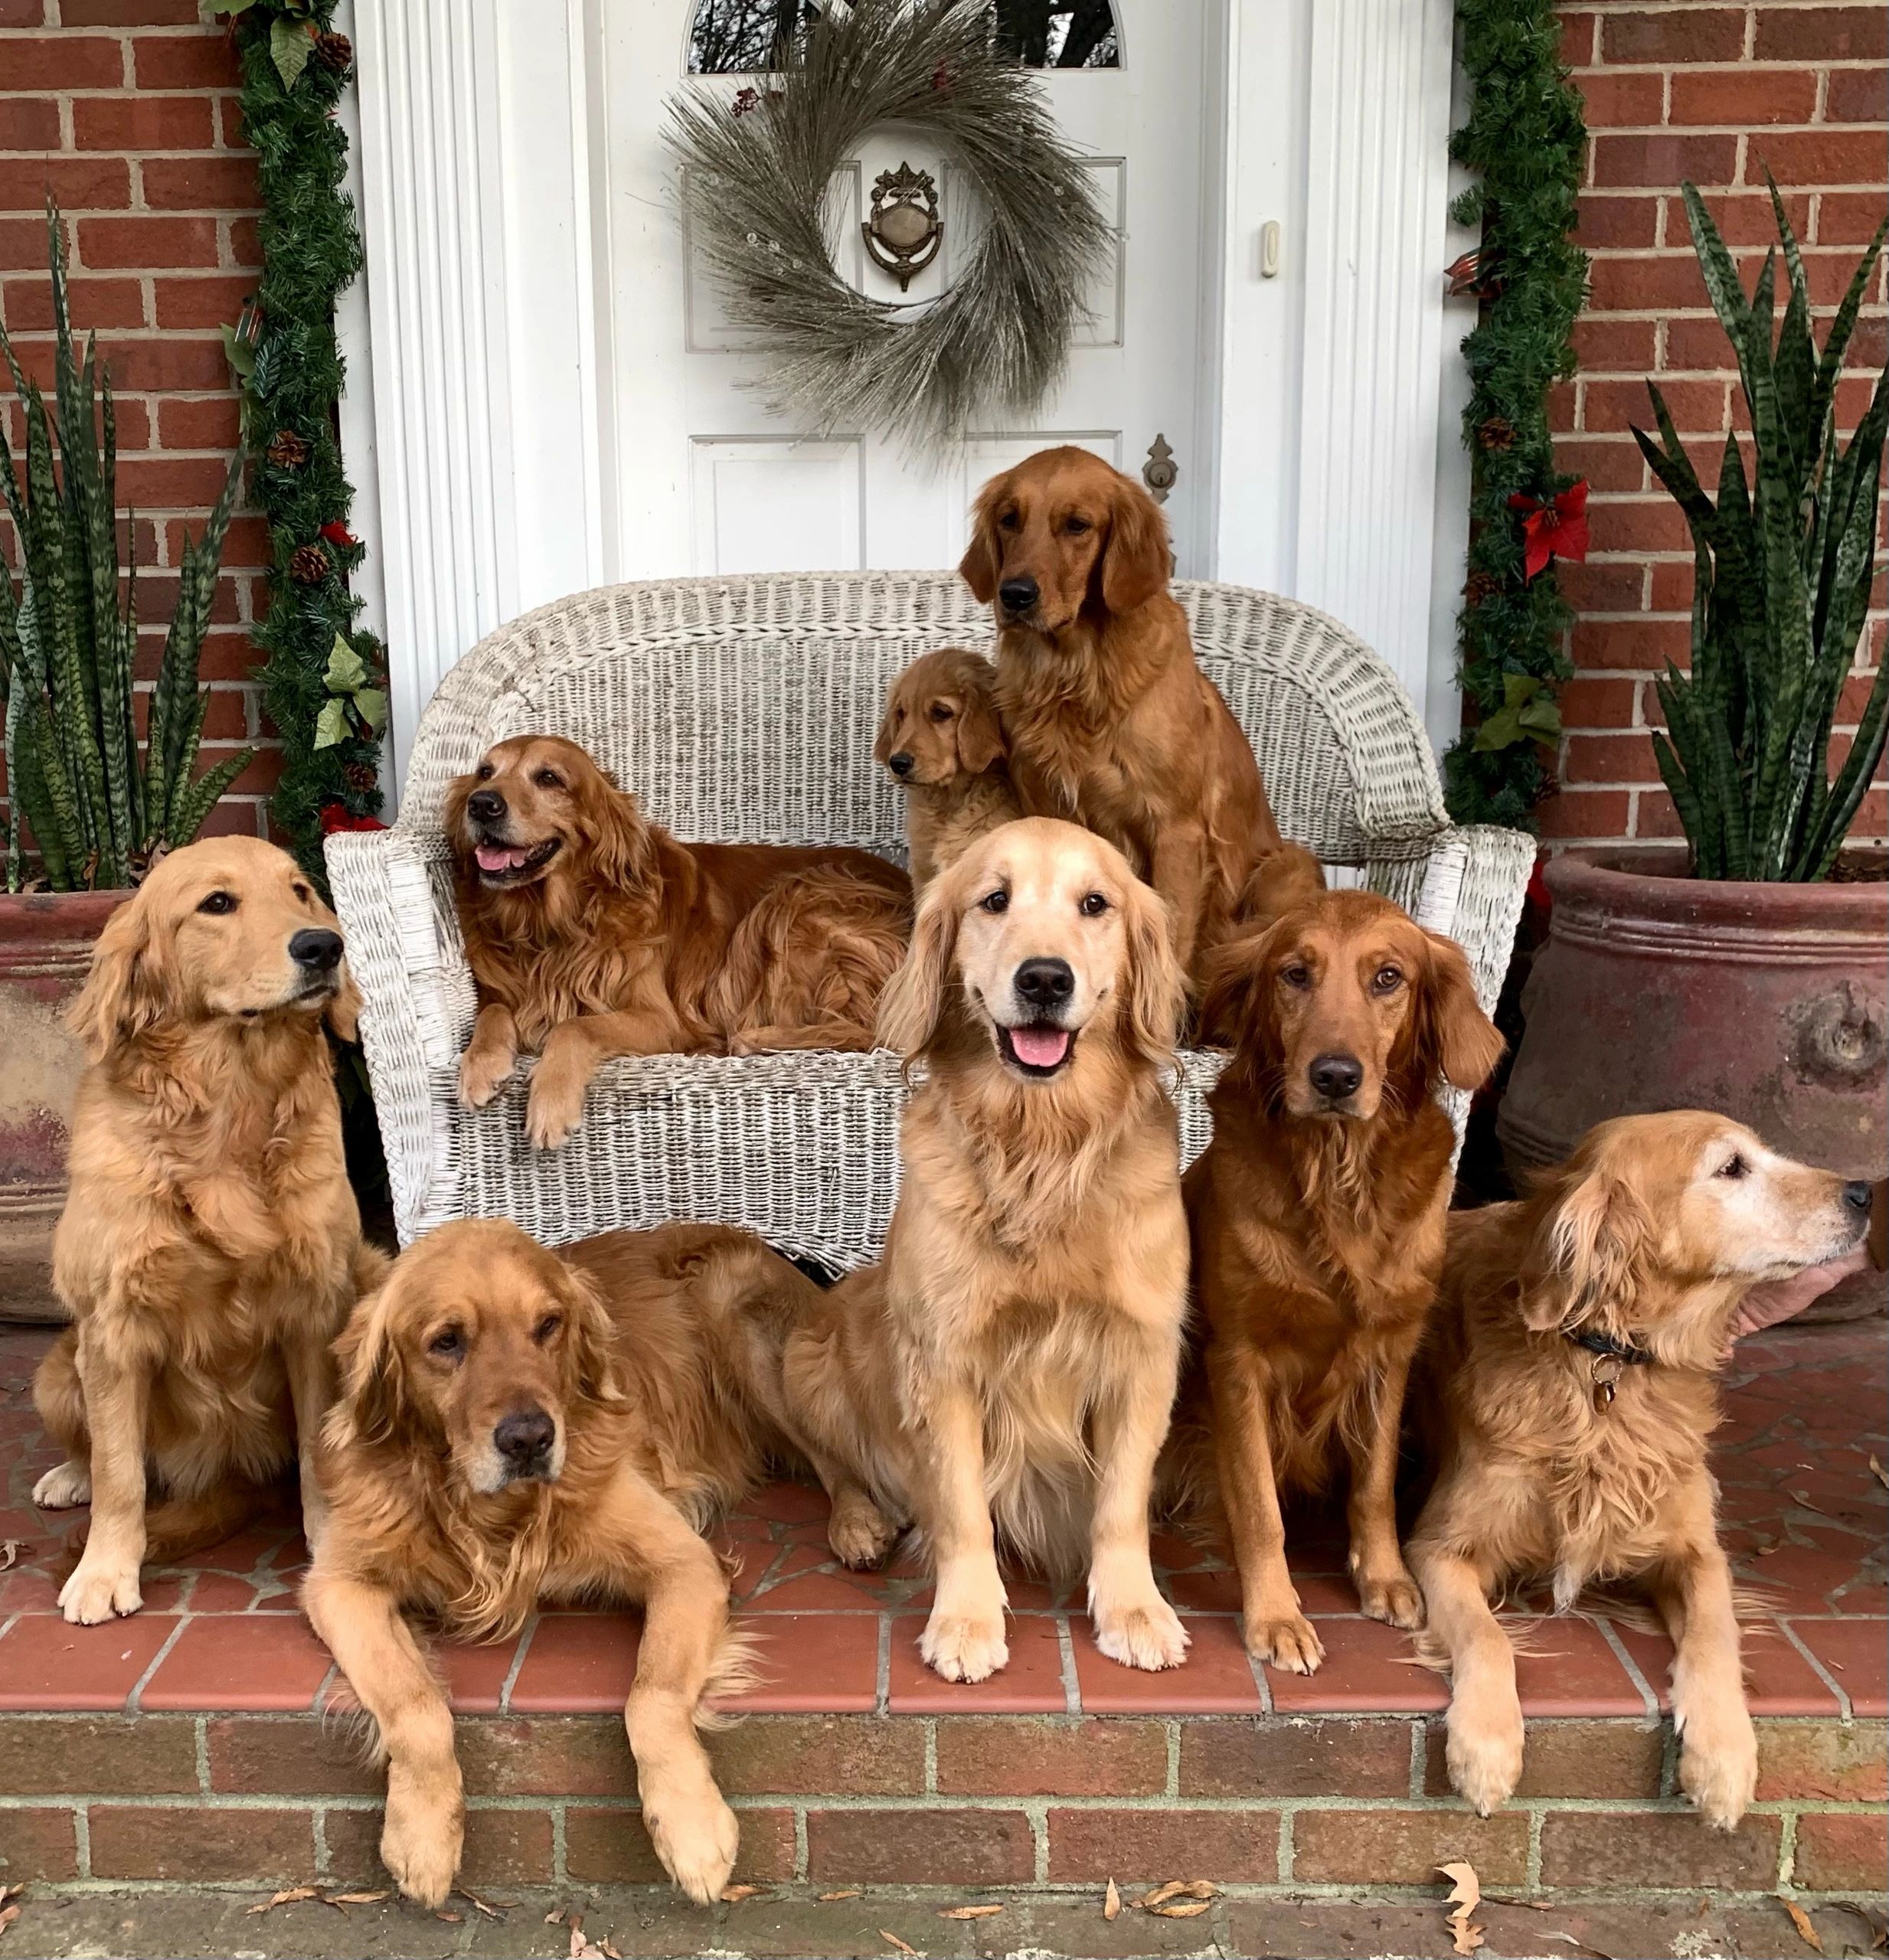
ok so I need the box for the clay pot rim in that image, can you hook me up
[1545,848,1889,924]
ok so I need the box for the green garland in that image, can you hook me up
[1442,0,1591,831]
[213,0,384,877]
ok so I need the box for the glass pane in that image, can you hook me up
[685,0,1120,74]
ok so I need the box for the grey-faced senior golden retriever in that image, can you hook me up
[32,836,382,1624]
[1409,1112,1873,1830]
[305,1220,796,1908]
[733,818,1194,1684]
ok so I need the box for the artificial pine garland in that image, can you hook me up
[1442,0,1591,831]
[214,0,384,876]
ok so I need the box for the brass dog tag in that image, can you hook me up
[1590,1355,1623,1412]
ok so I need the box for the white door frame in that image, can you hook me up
[342,0,1470,798]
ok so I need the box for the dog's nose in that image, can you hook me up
[466,788,506,823]
[1309,1053,1364,1101]
[1014,957,1075,1008]
[1842,1180,1873,1214]
[494,1409,554,1462]
[888,751,914,779]
[288,927,343,972]
[998,576,1039,616]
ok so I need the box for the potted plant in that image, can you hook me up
[1499,182,1887,1314]
[1,205,250,1319]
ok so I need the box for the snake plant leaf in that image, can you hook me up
[1809,214,1886,446]
[167,747,253,849]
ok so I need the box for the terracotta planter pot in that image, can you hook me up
[0,887,127,1325]
[1499,849,1887,1319]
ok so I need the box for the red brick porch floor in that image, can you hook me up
[0,1318,1883,1931]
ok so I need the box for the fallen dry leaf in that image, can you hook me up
[459,1890,508,1920]
[1137,1880,1217,1909]
[881,1932,917,1955]
[0,1892,18,1909]
[247,1887,317,1915]
[1438,1861,1485,1957]
[1103,1878,1121,1922]
[0,1543,21,1573]
[721,1884,764,1903]
[326,1890,387,1906]
[1871,1455,1889,1491]
[434,1910,462,1924]
[938,1904,1003,1920]
[0,1903,18,1941]
[1150,1899,1213,1919]
[1781,1899,1824,1954]
[598,1942,623,1960]
[568,1914,586,1958]
[546,1909,567,1924]
[818,1889,864,1902]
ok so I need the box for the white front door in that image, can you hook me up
[595,0,1216,580]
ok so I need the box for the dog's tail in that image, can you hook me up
[140,1482,274,1565]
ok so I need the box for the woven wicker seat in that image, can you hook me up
[328,574,1532,1269]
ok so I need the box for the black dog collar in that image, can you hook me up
[1565,1325,1655,1410]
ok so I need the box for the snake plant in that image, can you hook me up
[2,204,252,893]
[1634,180,1887,883]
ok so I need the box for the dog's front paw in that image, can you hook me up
[381,1769,463,1909]
[33,1460,91,1509]
[1678,1708,1757,1831]
[1355,1568,1425,1632]
[1246,1612,1325,1674]
[1091,1590,1190,1673]
[58,1553,141,1625]
[1446,1694,1525,1817]
[524,1071,586,1150]
[920,1608,1009,1683]
[827,1490,900,1570]
[643,1785,740,1905]
[458,1045,514,1109]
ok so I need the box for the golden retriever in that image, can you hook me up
[959,446,1282,987]
[304,1218,796,1907]
[1179,850,1503,1671]
[874,646,1021,888]
[446,734,911,1148]
[31,836,381,1624]
[1408,1112,1873,1829]
[721,818,1194,1684]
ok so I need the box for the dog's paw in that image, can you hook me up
[1678,1713,1757,1831]
[920,1609,1009,1684]
[1446,1700,1525,1817]
[458,1047,514,1109]
[58,1554,141,1625]
[827,1491,900,1570]
[645,1788,740,1906]
[1092,1591,1190,1673]
[33,1460,90,1510]
[524,1073,585,1150]
[1355,1570,1426,1632]
[1247,1612,1325,1674]
[381,1773,463,1910]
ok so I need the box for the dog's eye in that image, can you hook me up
[428,1326,465,1359]
[1079,891,1110,917]
[534,1314,562,1343]
[293,882,312,903]
[1716,1153,1750,1181]
[533,769,563,789]
[929,703,955,723]
[476,762,495,781]
[997,509,1020,531]
[197,890,237,916]
[1064,516,1092,537]
[1373,965,1404,993]
[1279,962,1312,990]
[979,889,1009,914]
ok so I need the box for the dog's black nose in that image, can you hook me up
[998,576,1039,616]
[1014,957,1075,1008]
[288,927,343,972]
[888,751,914,778]
[467,788,506,823]
[494,1409,554,1462]
[1309,1053,1364,1101]
[1842,1180,1873,1214]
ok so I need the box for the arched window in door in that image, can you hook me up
[686,0,1119,74]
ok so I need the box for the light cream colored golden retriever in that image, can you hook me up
[740,817,1193,1684]
[32,837,382,1623]
[1409,1112,1873,1830]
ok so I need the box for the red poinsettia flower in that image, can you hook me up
[1507,480,1590,582]
[319,521,358,550]
[319,804,387,836]
[731,85,760,115]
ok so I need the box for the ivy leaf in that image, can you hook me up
[271,17,315,90]
[218,323,256,380]
[206,0,260,13]
[1501,672,1544,710]
[1518,697,1563,739]
[312,698,348,750]
[1472,704,1524,751]
[323,631,367,693]
[352,688,387,733]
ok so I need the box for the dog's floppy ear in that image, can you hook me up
[1412,930,1504,1092]
[875,856,969,1057]
[330,1279,411,1448]
[1523,1155,1654,1334]
[1198,916,1287,1072]
[872,678,903,768]
[557,1257,623,1404]
[1100,475,1172,616]
[1120,875,1187,1067]
[582,764,659,891]
[956,679,1006,776]
[67,890,166,1059]
[958,480,1005,605]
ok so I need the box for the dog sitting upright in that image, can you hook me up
[874,648,1021,889]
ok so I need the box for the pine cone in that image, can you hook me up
[313,31,353,74]
[289,544,330,586]
[1479,416,1516,453]
[343,760,377,793]
[1465,570,1502,608]
[266,428,309,469]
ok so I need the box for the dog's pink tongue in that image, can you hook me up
[1011,1026,1070,1069]
[476,843,528,872]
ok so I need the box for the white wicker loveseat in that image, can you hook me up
[328,575,1532,1269]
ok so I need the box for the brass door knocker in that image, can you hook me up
[862,162,943,290]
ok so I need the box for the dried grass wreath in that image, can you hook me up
[666,0,1113,452]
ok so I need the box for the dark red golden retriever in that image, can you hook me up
[959,446,1282,987]
[446,735,911,1147]
[1178,849,1503,1671]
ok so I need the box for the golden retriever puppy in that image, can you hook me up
[1180,851,1503,1672]
[874,647,1021,888]
[1409,1113,1872,1829]
[304,1219,794,1908]
[446,734,911,1148]
[32,836,381,1624]
[959,446,1282,987]
[735,818,1194,1684]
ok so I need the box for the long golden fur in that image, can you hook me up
[959,446,1282,990]
[447,734,912,1148]
[874,646,1021,889]
[1177,849,1503,1671]
[304,1218,799,1909]
[32,836,382,1625]
[724,818,1195,1684]
[1408,1113,1872,1830]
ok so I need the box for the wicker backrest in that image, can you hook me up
[393,574,1449,867]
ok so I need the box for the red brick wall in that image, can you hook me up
[1,0,274,848]
[1551,1,1889,851]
